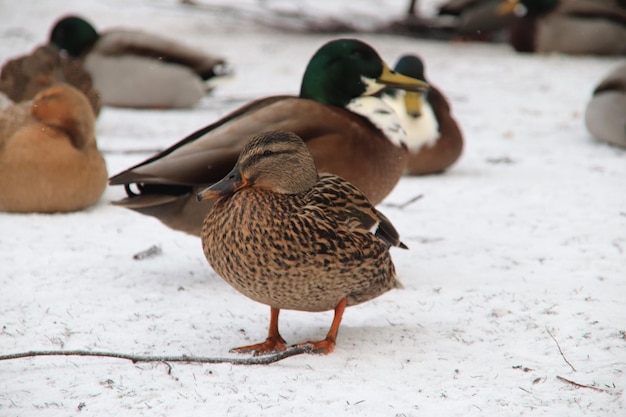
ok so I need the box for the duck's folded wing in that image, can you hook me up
[97,30,225,78]
[108,95,294,186]
[311,174,407,249]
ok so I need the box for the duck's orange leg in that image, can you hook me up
[296,297,347,355]
[230,307,288,355]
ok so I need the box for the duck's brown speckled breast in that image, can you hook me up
[201,187,399,312]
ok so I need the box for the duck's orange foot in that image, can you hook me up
[295,337,336,355]
[230,336,288,356]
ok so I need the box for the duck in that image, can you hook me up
[381,55,463,175]
[108,38,429,236]
[199,130,405,355]
[48,15,227,109]
[498,0,626,55]
[0,84,108,213]
[0,44,102,116]
[585,63,626,149]
[437,0,515,41]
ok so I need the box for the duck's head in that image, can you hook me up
[49,15,99,57]
[390,54,428,118]
[299,38,429,107]
[31,84,96,149]
[197,131,318,201]
[498,0,559,16]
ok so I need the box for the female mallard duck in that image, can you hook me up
[0,44,101,115]
[48,15,227,109]
[585,63,626,149]
[0,84,108,213]
[381,55,463,175]
[199,130,405,355]
[498,0,626,55]
[109,38,428,236]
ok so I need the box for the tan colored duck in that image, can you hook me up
[109,38,428,236]
[0,44,101,115]
[0,84,108,213]
[498,0,626,55]
[199,131,405,355]
[382,55,463,175]
[48,15,227,109]
[585,63,626,149]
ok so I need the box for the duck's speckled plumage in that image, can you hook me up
[199,131,404,354]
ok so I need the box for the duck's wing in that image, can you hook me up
[561,0,626,24]
[309,174,407,249]
[593,64,626,95]
[108,95,293,186]
[96,30,225,79]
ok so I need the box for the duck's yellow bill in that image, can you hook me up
[404,91,424,118]
[497,0,520,15]
[378,63,429,93]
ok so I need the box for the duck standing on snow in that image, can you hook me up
[0,44,102,115]
[382,55,463,175]
[48,15,227,109]
[498,0,626,55]
[199,130,406,355]
[0,84,108,213]
[108,38,429,236]
[585,63,626,149]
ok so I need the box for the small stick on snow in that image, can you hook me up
[0,346,313,366]
[382,194,423,210]
[546,327,576,372]
[556,376,608,393]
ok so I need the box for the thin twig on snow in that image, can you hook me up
[0,346,312,366]
[546,327,577,372]
[556,376,609,393]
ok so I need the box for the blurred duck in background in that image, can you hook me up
[437,0,515,41]
[585,63,626,149]
[48,15,228,109]
[0,44,101,115]
[0,84,108,213]
[498,0,626,55]
[382,55,463,176]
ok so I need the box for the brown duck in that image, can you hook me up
[382,55,463,175]
[199,131,405,355]
[109,38,428,236]
[0,44,101,116]
[0,84,108,213]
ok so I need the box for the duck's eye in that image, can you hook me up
[263,150,273,157]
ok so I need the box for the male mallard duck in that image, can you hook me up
[0,84,108,213]
[585,63,626,149]
[48,15,227,109]
[109,38,428,236]
[0,44,101,115]
[381,55,463,175]
[498,0,626,55]
[199,130,405,355]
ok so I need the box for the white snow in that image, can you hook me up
[1,1,625,416]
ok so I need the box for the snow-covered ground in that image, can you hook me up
[1,1,625,416]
